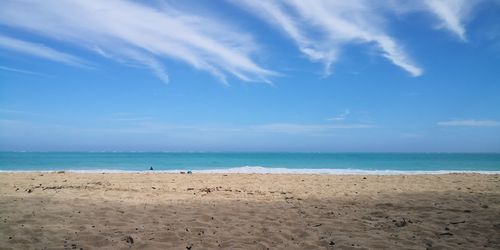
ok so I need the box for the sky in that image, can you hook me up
[1,0,500,152]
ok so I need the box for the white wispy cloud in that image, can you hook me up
[0,118,373,138]
[327,109,350,121]
[252,123,372,134]
[424,0,481,41]
[400,132,423,139]
[0,35,87,67]
[0,65,47,77]
[235,0,423,77]
[0,0,276,84]
[437,119,500,127]
[107,121,372,135]
[0,108,34,115]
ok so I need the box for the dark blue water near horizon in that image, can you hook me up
[1,152,499,173]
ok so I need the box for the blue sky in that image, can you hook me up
[1,0,500,152]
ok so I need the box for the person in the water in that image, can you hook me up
[149,166,153,170]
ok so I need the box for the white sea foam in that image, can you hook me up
[182,166,500,175]
[1,166,499,175]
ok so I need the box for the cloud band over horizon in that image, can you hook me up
[438,120,500,127]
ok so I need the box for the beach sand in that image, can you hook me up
[0,173,499,249]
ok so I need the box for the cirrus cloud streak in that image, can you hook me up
[234,0,423,77]
[438,119,500,127]
[0,0,276,84]
[0,35,88,67]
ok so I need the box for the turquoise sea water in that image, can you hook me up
[0,152,499,174]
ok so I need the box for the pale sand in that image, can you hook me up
[0,173,499,249]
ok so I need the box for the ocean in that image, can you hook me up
[0,152,499,174]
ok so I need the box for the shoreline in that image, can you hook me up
[1,168,500,175]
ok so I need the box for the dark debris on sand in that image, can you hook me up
[124,235,134,244]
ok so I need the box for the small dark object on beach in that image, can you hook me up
[363,177,367,179]
[439,232,453,236]
[180,171,186,174]
[186,245,192,250]
[463,209,472,213]
[124,236,134,244]
[150,166,153,170]
[329,241,335,246]
[187,170,192,174]
[187,188,194,191]
[450,220,466,225]
[481,204,489,208]
[395,218,407,227]
[57,171,65,174]
[27,189,32,193]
